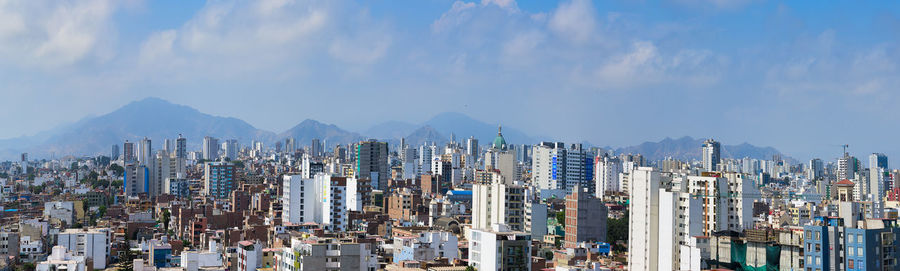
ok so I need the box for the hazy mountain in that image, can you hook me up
[277,119,365,147]
[424,112,536,144]
[0,98,791,162]
[403,126,449,147]
[360,112,537,147]
[615,136,788,162]
[364,121,418,140]
[21,97,276,158]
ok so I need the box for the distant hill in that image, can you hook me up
[277,119,365,148]
[0,98,368,159]
[364,112,538,146]
[364,121,418,140]
[0,98,793,162]
[616,136,788,162]
[15,98,275,158]
[402,126,449,147]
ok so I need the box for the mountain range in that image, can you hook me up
[0,98,792,162]
[615,136,791,162]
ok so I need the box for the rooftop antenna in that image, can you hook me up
[842,144,849,156]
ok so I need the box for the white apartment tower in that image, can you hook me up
[282,174,349,232]
[594,154,622,199]
[701,138,720,172]
[471,177,526,231]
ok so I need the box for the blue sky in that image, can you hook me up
[1,0,900,161]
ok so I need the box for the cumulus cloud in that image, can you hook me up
[0,0,118,67]
[593,41,722,88]
[549,0,597,44]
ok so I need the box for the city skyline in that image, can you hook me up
[2,1,900,160]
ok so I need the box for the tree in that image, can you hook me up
[108,164,124,177]
[555,211,566,227]
[231,160,244,168]
[607,210,629,252]
[465,266,476,271]
[98,205,108,218]
[161,209,171,231]
[118,249,140,271]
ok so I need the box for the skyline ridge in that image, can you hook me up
[0,97,793,162]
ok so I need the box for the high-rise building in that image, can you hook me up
[282,174,350,232]
[808,158,824,180]
[838,153,859,181]
[418,144,436,176]
[236,240,261,271]
[57,228,110,270]
[123,140,135,162]
[124,163,150,196]
[150,150,176,197]
[223,139,239,160]
[594,154,622,199]
[627,167,705,271]
[471,174,526,231]
[870,153,888,169]
[203,162,236,198]
[310,138,324,157]
[202,136,219,160]
[803,217,900,271]
[701,138,720,172]
[175,135,187,159]
[467,225,531,271]
[285,138,296,154]
[532,142,588,192]
[356,140,389,190]
[163,138,173,155]
[401,147,418,180]
[466,136,479,160]
[564,186,608,248]
[278,237,378,271]
[110,145,119,160]
[138,137,152,164]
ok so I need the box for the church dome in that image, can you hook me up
[492,125,507,150]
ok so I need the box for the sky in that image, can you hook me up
[1,0,900,162]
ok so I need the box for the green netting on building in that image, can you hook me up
[710,241,781,271]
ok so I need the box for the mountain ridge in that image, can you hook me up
[0,98,793,162]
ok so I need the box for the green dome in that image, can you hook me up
[492,125,507,150]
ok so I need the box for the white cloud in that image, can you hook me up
[0,0,118,67]
[593,41,722,88]
[138,30,177,65]
[432,1,478,33]
[672,0,758,10]
[549,0,597,44]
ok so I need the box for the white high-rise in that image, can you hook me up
[223,139,239,160]
[701,139,720,172]
[138,137,153,165]
[594,154,622,199]
[471,175,526,231]
[628,167,704,271]
[282,174,349,232]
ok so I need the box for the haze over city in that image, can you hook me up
[2,0,900,160]
[4,1,900,271]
